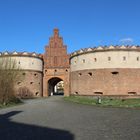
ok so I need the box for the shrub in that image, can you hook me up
[17,87,33,99]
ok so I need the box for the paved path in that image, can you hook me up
[0,96,140,140]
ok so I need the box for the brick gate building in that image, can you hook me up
[43,29,70,97]
[1,29,140,98]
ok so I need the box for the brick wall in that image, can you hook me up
[70,68,140,97]
[15,70,43,98]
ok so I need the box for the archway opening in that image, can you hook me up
[48,77,64,96]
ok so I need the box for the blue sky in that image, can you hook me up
[0,0,140,54]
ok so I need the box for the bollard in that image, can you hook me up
[97,96,102,104]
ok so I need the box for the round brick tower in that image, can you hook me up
[0,51,43,97]
[70,46,140,98]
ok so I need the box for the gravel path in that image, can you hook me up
[0,96,140,140]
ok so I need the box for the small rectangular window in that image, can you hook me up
[108,57,111,61]
[123,56,126,61]
[137,57,139,61]
[82,59,85,63]
[94,58,97,62]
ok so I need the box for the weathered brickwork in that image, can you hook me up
[70,46,140,98]
[15,70,43,98]
[43,29,70,97]
[71,68,140,98]
[0,53,43,98]
[70,65,140,97]
[44,29,69,68]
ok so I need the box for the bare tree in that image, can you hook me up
[0,57,21,105]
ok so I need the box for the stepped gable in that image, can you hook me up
[43,28,69,68]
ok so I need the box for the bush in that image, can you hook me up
[17,87,33,99]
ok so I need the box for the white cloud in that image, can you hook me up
[119,38,134,45]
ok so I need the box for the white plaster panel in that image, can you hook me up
[71,51,140,71]
[0,56,43,71]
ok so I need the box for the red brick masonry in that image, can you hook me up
[71,68,140,97]
[43,29,70,96]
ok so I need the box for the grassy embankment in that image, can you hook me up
[64,96,140,108]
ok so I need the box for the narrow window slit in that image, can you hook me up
[94,92,103,95]
[111,71,119,75]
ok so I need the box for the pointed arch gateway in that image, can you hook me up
[43,75,69,97]
[48,77,64,96]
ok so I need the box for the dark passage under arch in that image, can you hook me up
[48,77,64,96]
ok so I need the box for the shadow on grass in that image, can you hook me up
[0,111,74,140]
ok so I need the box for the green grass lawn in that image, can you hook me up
[64,96,140,108]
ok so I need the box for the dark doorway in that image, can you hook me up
[48,77,64,96]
